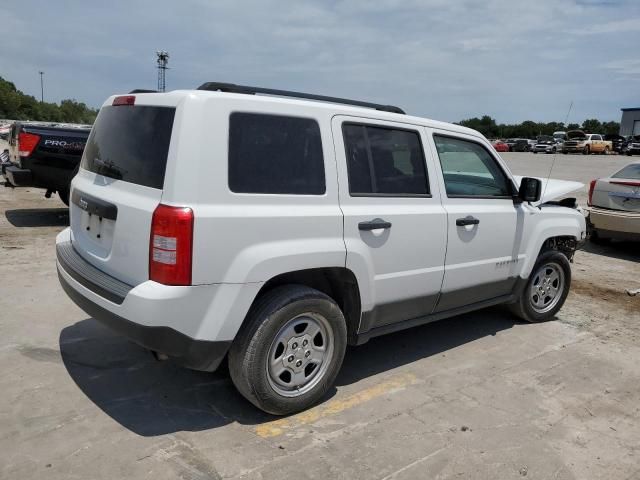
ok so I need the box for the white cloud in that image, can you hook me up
[570,17,640,34]
[605,58,640,75]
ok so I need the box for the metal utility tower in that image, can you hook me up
[156,51,169,92]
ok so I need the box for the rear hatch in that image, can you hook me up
[591,163,640,213]
[70,98,176,286]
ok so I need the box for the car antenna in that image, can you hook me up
[541,100,573,207]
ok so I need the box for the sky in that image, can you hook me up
[1,0,639,124]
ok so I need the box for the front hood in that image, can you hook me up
[514,176,583,206]
[567,130,587,140]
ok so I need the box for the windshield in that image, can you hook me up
[82,105,175,189]
[537,136,553,142]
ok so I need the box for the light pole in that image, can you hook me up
[39,71,44,103]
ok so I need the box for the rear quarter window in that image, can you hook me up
[228,113,325,195]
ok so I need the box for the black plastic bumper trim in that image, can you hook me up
[58,270,231,372]
[3,164,33,186]
[56,241,132,304]
[71,190,118,220]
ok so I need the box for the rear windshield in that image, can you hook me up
[82,105,175,189]
[612,164,640,180]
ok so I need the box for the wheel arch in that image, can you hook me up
[521,211,586,278]
[245,267,362,345]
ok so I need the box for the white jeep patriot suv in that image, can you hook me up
[56,83,586,415]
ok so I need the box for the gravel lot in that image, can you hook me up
[1,147,639,479]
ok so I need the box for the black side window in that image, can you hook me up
[433,135,511,198]
[342,124,429,196]
[229,113,325,195]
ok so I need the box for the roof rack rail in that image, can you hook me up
[129,89,157,94]
[197,82,405,114]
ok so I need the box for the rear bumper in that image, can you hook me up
[56,231,236,371]
[2,163,33,187]
[58,272,231,371]
[588,207,640,239]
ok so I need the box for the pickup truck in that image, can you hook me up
[2,122,91,205]
[562,130,612,155]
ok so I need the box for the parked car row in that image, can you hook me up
[491,131,640,156]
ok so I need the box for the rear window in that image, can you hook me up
[228,113,325,195]
[612,164,640,180]
[82,106,175,189]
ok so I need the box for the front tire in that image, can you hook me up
[583,145,590,155]
[509,251,571,323]
[228,285,347,415]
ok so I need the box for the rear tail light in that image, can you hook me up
[112,95,136,106]
[149,204,193,286]
[610,181,640,187]
[18,132,41,157]
[587,179,596,206]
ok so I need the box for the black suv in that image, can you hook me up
[604,134,626,154]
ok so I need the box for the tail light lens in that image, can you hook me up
[149,204,193,286]
[18,132,41,157]
[587,179,596,206]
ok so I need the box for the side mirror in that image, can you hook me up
[519,177,542,202]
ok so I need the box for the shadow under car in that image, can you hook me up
[59,307,520,436]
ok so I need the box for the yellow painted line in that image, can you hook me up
[255,372,418,438]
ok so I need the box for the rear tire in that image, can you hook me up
[228,285,347,415]
[59,164,80,207]
[509,251,571,323]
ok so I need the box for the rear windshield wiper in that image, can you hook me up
[93,157,125,180]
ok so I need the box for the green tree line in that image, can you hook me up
[458,115,621,139]
[0,75,98,124]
